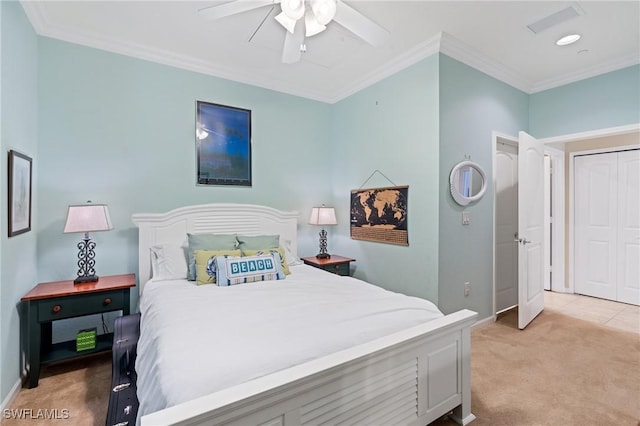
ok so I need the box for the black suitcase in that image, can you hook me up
[106,313,141,426]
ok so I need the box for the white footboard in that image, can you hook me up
[140,309,477,426]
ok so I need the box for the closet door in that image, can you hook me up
[574,152,618,301]
[617,150,640,305]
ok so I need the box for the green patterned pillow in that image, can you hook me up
[194,249,241,285]
[236,235,279,251]
[243,248,290,275]
[187,233,238,280]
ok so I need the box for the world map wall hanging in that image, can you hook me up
[350,185,408,246]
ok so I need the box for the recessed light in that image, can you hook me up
[556,34,581,46]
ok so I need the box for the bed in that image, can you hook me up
[132,203,477,426]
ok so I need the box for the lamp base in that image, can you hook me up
[315,253,331,259]
[74,275,99,285]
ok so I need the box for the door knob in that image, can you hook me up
[521,238,532,245]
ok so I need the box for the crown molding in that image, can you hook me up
[530,53,640,93]
[439,32,533,93]
[327,33,442,103]
[20,2,639,103]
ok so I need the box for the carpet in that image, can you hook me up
[433,309,640,426]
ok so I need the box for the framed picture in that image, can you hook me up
[350,185,409,246]
[196,101,252,186]
[8,150,32,237]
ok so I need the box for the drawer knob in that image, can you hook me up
[52,305,62,313]
[104,298,112,305]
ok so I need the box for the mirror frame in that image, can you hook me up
[449,160,488,206]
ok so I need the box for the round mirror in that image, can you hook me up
[449,160,487,206]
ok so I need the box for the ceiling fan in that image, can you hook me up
[198,0,390,64]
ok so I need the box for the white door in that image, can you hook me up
[495,142,519,313]
[517,131,545,329]
[575,152,618,300]
[616,150,640,305]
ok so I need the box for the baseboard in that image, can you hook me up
[0,378,22,413]
[471,315,495,330]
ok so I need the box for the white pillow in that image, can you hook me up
[150,244,188,281]
[281,238,302,266]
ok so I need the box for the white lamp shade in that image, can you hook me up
[281,0,305,20]
[309,206,337,226]
[63,204,113,233]
[310,0,336,26]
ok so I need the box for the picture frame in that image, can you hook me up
[8,150,32,237]
[196,101,252,186]
[350,185,409,246]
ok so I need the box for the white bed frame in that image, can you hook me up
[132,203,477,426]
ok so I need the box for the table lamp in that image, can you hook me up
[63,203,113,284]
[309,205,337,259]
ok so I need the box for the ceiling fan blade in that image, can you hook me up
[282,21,305,64]
[333,1,390,47]
[198,0,275,21]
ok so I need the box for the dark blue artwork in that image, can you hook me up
[196,101,252,186]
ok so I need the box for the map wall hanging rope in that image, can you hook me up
[351,175,408,246]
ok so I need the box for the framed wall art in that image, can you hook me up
[196,101,252,186]
[350,185,409,246]
[8,150,32,237]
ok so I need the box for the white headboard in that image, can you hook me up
[131,204,299,294]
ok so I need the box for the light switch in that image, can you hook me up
[462,211,470,225]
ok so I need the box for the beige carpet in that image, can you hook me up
[3,352,110,426]
[4,310,639,426]
[434,309,640,426]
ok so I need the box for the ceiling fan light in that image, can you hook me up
[305,10,326,37]
[281,0,305,20]
[275,11,298,34]
[311,0,336,26]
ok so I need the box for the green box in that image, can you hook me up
[76,328,97,352]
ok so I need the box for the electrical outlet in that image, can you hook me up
[464,281,471,297]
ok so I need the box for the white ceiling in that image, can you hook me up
[21,1,640,103]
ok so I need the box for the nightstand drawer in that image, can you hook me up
[38,291,124,321]
[321,263,350,276]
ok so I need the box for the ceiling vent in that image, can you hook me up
[527,5,584,34]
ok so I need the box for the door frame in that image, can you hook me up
[544,145,565,293]
[492,132,518,317]
[538,123,640,294]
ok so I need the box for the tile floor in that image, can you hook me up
[544,290,640,334]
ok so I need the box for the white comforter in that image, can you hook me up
[136,264,443,419]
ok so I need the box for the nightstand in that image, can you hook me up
[301,255,355,276]
[21,273,136,388]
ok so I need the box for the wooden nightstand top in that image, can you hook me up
[21,273,136,301]
[301,255,355,267]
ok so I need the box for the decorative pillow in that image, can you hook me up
[150,244,188,281]
[243,248,291,275]
[194,249,242,285]
[236,235,279,252]
[187,233,238,281]
[280,238,302,266]
[215,252,285,286]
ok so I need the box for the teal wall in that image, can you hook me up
[530,65,640,138]
[37,37,333,314]
[0,0,39,402]
[438,54,529,319]
[330,55,440,302]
